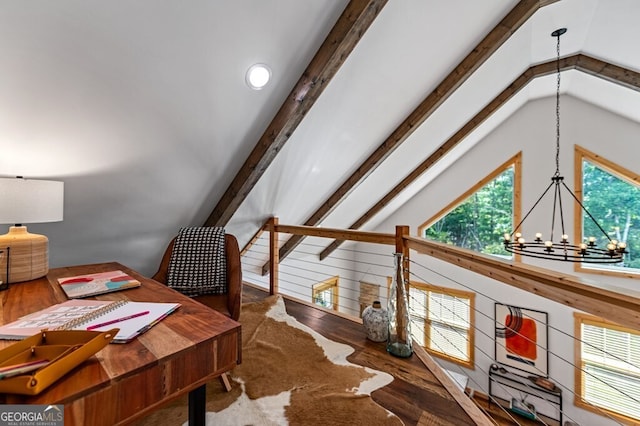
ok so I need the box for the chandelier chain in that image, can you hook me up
[555,31,561,177]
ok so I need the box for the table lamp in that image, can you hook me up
[0,177,64,284]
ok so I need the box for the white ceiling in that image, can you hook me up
[1,0,639,275]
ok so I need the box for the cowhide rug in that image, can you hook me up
[136,295,402,426]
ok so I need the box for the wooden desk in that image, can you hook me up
[0,262,241,426]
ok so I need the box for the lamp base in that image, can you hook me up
[0,226,49,283]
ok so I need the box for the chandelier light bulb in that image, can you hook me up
[544,241,554,253]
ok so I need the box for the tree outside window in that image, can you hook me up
[312,277,339,311]
[576,146,640,274]
[419,153,520,259]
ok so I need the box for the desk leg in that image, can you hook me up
[188,384,206,426]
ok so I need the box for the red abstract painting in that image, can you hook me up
[505,314,537,361]
[495,303,548,375]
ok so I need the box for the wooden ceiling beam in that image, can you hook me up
[203,0,388,227]
[319,54,640,259]
[261,0,557,274]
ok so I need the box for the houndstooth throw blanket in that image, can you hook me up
[166,227,227,297]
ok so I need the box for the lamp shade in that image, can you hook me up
[0,178,64,224]
[0,177,64,284]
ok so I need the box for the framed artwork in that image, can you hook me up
[495,303,548,376]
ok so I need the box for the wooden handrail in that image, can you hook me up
[273,224,395,245]
[405,236,640,330]
[259,219,640,330]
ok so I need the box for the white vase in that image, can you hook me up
[362,301,389,342]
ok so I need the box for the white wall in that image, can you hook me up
[0,1,347,277]
[242,237,363,317]
[369,95,640,426]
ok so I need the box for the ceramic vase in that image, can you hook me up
[387,252,413,357]
[362,301,388,342]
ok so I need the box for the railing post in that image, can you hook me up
[395,225,410,292]
[387,225,413,358]
[269,217,279,295]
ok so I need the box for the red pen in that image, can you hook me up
[0,359,50,379]
[87,310,150,330]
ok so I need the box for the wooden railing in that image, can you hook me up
[261,219,640,331]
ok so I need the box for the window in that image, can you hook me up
[418,153,521,258]
[312,276,339,310]
[575,313,640,423]
[575,146,640,276]
[409,281,474,368]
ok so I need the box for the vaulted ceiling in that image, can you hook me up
[1,0,639,276]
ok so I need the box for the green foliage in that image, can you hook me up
[422,158,640,271]
[424,168,514,257]
[314,290,333,308]
[582,161,640,270]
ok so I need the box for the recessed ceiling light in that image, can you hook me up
[246,63,271,90]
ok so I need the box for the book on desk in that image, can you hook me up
[0,299,180,343]
[57,270,141,298]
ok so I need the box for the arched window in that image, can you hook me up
[575,146,640,276]
[418,153,521,258]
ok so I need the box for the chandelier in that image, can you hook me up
[502,28,626,263]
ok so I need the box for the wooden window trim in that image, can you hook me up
[417,152,521,261]
[409,280,475,369]
[574,145,640,278]
[573,312,640,424]
[312,276,339,311]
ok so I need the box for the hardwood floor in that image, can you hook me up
[243,284,552,426]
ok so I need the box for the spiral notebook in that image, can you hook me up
[0,299,180,343]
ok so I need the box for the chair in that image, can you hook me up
[153,230,242,390]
